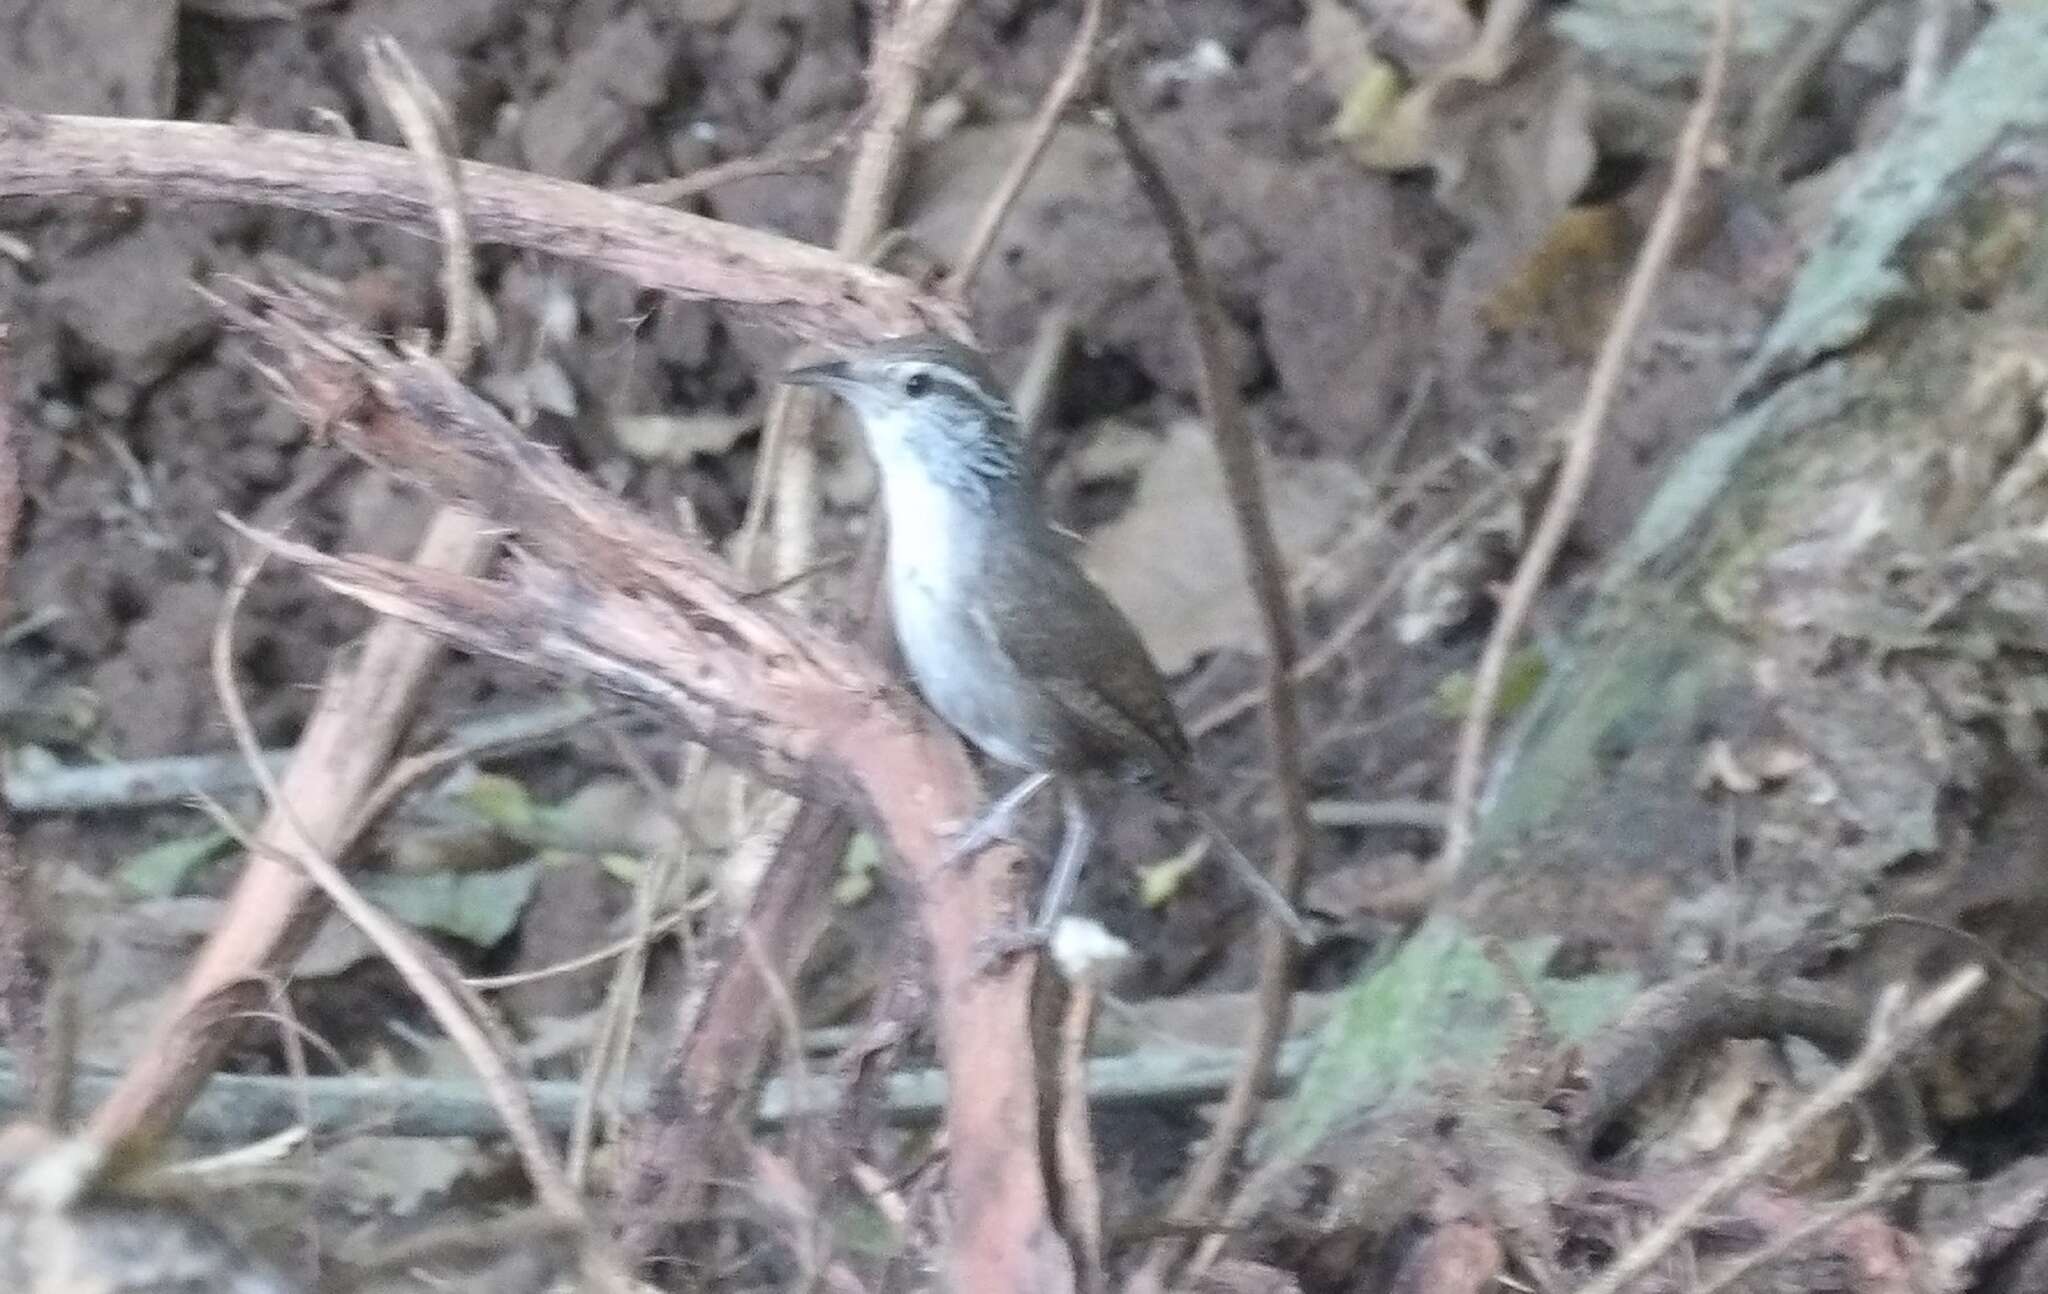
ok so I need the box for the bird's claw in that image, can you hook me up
[972,923,1051,973]
[938,818,1023,869]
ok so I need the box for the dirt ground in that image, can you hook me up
[6,0,2030,1289]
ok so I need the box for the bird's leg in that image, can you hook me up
[941,770,1053,868]
[1031,783,1095,936]
[974,783,1095,967]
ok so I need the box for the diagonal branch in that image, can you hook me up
[1435,0,1736,885]
[216,282,1074,1294]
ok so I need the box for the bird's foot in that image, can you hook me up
[938,816,1019,870]
[971,922,1052,973]
[941,772,1055,870]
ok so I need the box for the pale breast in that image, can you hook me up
[881,479,1049,771]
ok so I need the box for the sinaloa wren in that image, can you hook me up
[784,333,1309,952]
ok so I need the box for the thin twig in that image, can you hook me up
[838,0,971,261]
[1363,363,1438,495]
[1011,307,1076,446]
[1107,81,1313,1287]
[624,116,859,207]
[1436,0,1736,886]
[1297,434,1462,600]
[1054,984,1108,1294]
[569,724,693,1188]
[1693,1148,1936,1294]
[337,1208,578,1283]
[463,893,709,991]
[944,0,1115,295]
[1857,912,2048,1007]
[1190,458,1529,738]
[204,558,632,1291]
[251,980,320,1262]
[1570,966,1983,1294]
[363,36,478,372]
[1738,0,1884,179]
[1903,0,1955,109]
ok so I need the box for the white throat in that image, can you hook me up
[874,442,990,594]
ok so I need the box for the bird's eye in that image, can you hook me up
[903,372,932,398]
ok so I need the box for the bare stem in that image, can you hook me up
[1107,83,1313,1287]
[945,0,1116,295]
[1435,0,1737,886]
[363,35,478,372]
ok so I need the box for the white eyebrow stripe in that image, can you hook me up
[908,362,1015,417]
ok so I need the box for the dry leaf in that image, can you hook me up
[1084,422,1370,672]
[1477,202,1629,344]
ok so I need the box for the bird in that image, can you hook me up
[783,331,1310,954]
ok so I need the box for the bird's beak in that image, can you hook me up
[781,357,853,390]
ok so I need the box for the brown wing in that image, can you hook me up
[969,536,1193,792]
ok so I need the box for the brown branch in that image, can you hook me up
[0,113,963,345]
[837,0,971,262]
[1435,0,1735,886]
[216,285,1072,1294]
[1106,85,1313,1287]
[625,0,981,1270]
[1565,970,1926,1159]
